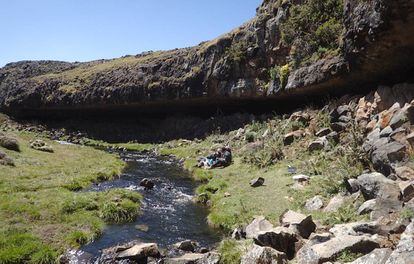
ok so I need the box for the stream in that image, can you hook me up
[79,151,220,261]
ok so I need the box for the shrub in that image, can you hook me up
[218,239,244,264]
[268,64,290,90]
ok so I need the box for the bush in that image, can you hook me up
[269,64,290,90]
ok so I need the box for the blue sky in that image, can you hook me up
[0,0,262,67]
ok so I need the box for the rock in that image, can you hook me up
[292,174,310,183]
[296,235,379,264]
[345,178,360,193]
[283,130,304,146]
[0,150,14,166]
[323,194,346,213]
[349,248,392,264]
[315,128,331,137]
[370,199,403,221]
[329,221,378,236]
[407,132,414,147]
[135,224,149,232]
[389,105,412,129]
[380,126,393,138]
[30,139,54,153]
[358,199,377,215]
[116,243,160,261]
[385,222,414,264]
[357,172,400,200]
[331,122,348,132]
[245,216,274,239]
[338,115,352,123]
[174,240,197,252]
[241,244,287,264]
[231,227,246,240]
[326,132,340,144]
[305,196,324,211]
[399,181,414,202]
[280,210,316,239]
[198,248,209,254]
[308,137,328,152]
[372,142,407,172]
[140,178,155,190]
[337,105,351,116]
[290,111,310,124]
[395,166,414,181]
[253,227,299,259]
[0,134,19,151]
[164,252,220,264]
[250,177,265,187]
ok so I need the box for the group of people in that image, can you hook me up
[197,146,232,169]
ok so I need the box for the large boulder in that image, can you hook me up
[349,248,392,264]
[253,227,299,259]
[164,252,220,264]
[116,243,160,261]
[245,216,274,239]
[357,172,400,200]
[241,244,287,264]
[30,139,54,153]
[0,134,19,152]
[385,222,414,264]
[296,235,379,264]
[329,222,378,237]
[280,210,316,239]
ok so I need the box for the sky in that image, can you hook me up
[0,0,262,67]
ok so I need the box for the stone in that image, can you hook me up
[241,244,287,264]
[231,227,246,240]
[395,166,414,181]
[308,137,328,152]
[140,178,155,190]
[315,128,331,137]
[164,252,220,264]
[292,174,310,183]
[345,178,360,193]
[296,235,379,264]
[250,177,265,187]
[407,132,414,146]
[326,132,340,144]
[357,172,400,200]
[358,199,377,215]
[323,194,346,213]
[283,130,304,146]
[305,196,324,211]
[338,115,352,123]
[370,199,403,221]
[331,122,348,132]
[385,222,414,264]
[380,126,393,138]
[0,134,20,152]
[399,181,414,202]
[290,111,310,123]
[174,240,197,252]
[116,243,160,261]
[280,210,316,239]
[254,227,299,259]
[349,248,392,264]
[329,221,378,236]
[337,105,351,116]
[245,216,274,239]
[0,150,14,166]
[30,139,54,153]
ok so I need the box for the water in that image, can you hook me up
[81,152,220,258]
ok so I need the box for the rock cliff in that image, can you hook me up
[1,0,413,117]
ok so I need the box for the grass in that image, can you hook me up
[218,239,252,264]
[0,130,140,262]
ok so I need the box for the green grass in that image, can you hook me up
[0,130,140,262]
[218,239,252,264]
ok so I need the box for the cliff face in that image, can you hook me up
[1,0,414,117]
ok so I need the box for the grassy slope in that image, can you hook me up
[0,130,141,263]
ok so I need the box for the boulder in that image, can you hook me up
[245,216,274,239]
[399,181,414,202]
[305,196,324,211]
[164,252,220,264]
[140,178,155,190]
[116,243,160,261]
[0,134,19,152]
[395,166,414,181]
[357,172,400,200]
[326,132,340,144]
[241,244,287,264]
[280,210,316,239]
[344,178,360,193]
[0,150,14,166]
[250,177,265,187]
[385,222,414,264]
[379,126,393,138]
[231,227,246,240]
[174,240,197,252]
[371,142,407,174]
[349,248,392,264]
[358,199,377,215]
[30,139,54,153]
[308,137,328,152]
[283,130,304,146]
[323,194,346,213]
[292,175,310,183]
[296,235,379,264]
[370,199,403,221]
[315,128,331,137]
[253,227,299,259]
[337,105,351,117]
[330,122,348,132]
[329,222,378,236]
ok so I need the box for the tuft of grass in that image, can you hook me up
[218,239,252,264]
[335,249,363,263]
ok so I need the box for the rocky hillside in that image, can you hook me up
[1,0,414,117]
